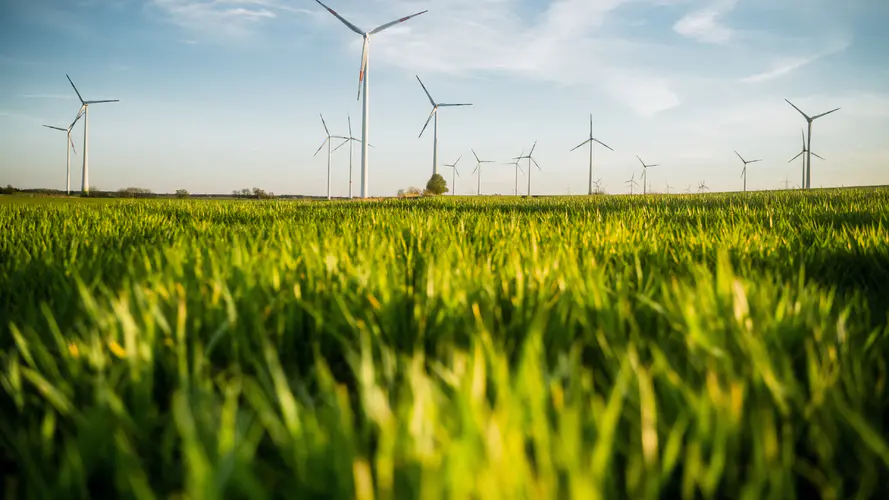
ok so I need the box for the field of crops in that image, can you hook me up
[1,189,888,499]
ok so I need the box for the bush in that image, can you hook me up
[0,184,17,195]
[176,189,189,199]
[425,173,449,196]
[398,186,423,198]
[118,187,153,198]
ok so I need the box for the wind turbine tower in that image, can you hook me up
[333,114,375,199]
[443,155,462,196]
[416,76,472,178]
[785,99,839,189]
[788,129,823,190]
[42,110,84,194]
[514,141,541,196]
[734,150,761,193]
[471,149,494,195]
[570,114,614,195]
[636,155,659,195]
[314,0,428,199]
[66,74,118,195]
[506,151,525,196]
[314,113,349,200]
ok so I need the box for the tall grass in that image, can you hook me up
[1,190,888,499]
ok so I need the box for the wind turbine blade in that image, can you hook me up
[801,129,807,149]
[471,165,479,175]
[636,155,645,167]
[749,159,762,164]
[734,150,745,163]
[589,113,593,137]
[811,152,825,161]
[454,155,462,166]
[416,76,436,106]
[592,138,614,151]
[357,38,368,101]
[418,107,437,138]
[649,164,660,168]
[332,139,350,152]
[70,135,77,155]
[570,139,590,152]
[532,158,541,170]
[85,100,119,104]
[314,137,329,157]
[472,149,481,163]
[439,103,472,107]
[69,109,84,129]
[529,140,537,156]
[66,74,85,103]
[348,114,352,137]
[319,113,330,136]
[369,10,428,35]
[813,107,840,120]
[43,125,67,131]
[788,152,804,163]
[785,99,811,120]
[455,168,460,177]
[314,0,364,35]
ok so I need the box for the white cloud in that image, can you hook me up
[673,0,738,44]
[741,38,851,83]
[148,0,308,38]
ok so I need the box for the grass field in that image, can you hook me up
[2,190,888,499]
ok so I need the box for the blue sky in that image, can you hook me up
[1,0,887,196]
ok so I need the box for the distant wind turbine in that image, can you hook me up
[788,129,823,190]
[505,150,525,196]
[570,114,614,195]
[332,114,375,198]
[785,99,839,189]
[471,149,494,195]
[514,141,541,196]
[42,110,84,194]
[443,155,462,196]
[665,182,673,194]
[734,150,761,193]
[636,155,659,195]
[314,113,349,200]
[314,0,428,199]
[416,76,472,178]
[698,181,709,194]
[593,177,605,195]
[625,173,639,195]
[65,74,118,194]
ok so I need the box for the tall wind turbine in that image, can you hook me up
[314,113,349,201]
[471,149,494,195]
[734,150,761,193]
[333,114,375,198]
[788,129,823,190]
[698,181,709,194]
[66,74,118,195]
[636,155,659,195]
[514,141,541,196]
[443,155,461,196]
[42,110,84,195]
[314,0,428,199]
[505,151,524,196]
[625,173,639,195]
[570,114,614,195]
[416,76,472,178]
[785,99,839,189]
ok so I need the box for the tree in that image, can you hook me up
[176,189,189,199]
[425,173,448,196]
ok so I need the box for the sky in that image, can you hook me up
[1,0,887,197]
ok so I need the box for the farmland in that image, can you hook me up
[1,189,888,499]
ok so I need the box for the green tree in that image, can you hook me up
[176,189,189,199]
[425,173,448,196]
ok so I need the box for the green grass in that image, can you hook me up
[1,190,888,499]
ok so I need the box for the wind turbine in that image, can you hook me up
[333,114,375,199]
[636,156,659,195]
[471,149,494,195]
[785,99,839,189]
[625,173,639,195]
[443,155,462,196]
[665,182,673,194]
[314,113,349,201]
[314,0,428,199]
[788,129,823,190]
[42,110,84,195]
[65,74,118,195]
[416,76,472,178]
[570,114,614,195]
[698,181,709,194]
[734,150,761,193]
[514,141,541,196]
[505,151,525,196]
[593,178,605,195]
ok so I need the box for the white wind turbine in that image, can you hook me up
[416,75,472,178]
[471,149,494,196]
[514,141,541,196]
[314,0,428,199]
[443,155,461,196]
[785,99,839,189]
[625,173,639,195]
[505,150,524,196]
[788,129,823,190]
[66,74,118,195]
[636,155,659,195]
[42,109,84,195]
[734,150,761,193]
[333,114,375,199]
[314,113,349,201]
[570,114,614,195]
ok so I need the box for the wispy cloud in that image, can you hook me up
[741,38,851,83]
[148,0,310,38]
[20,93,75,100]
[673,0,738,44]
